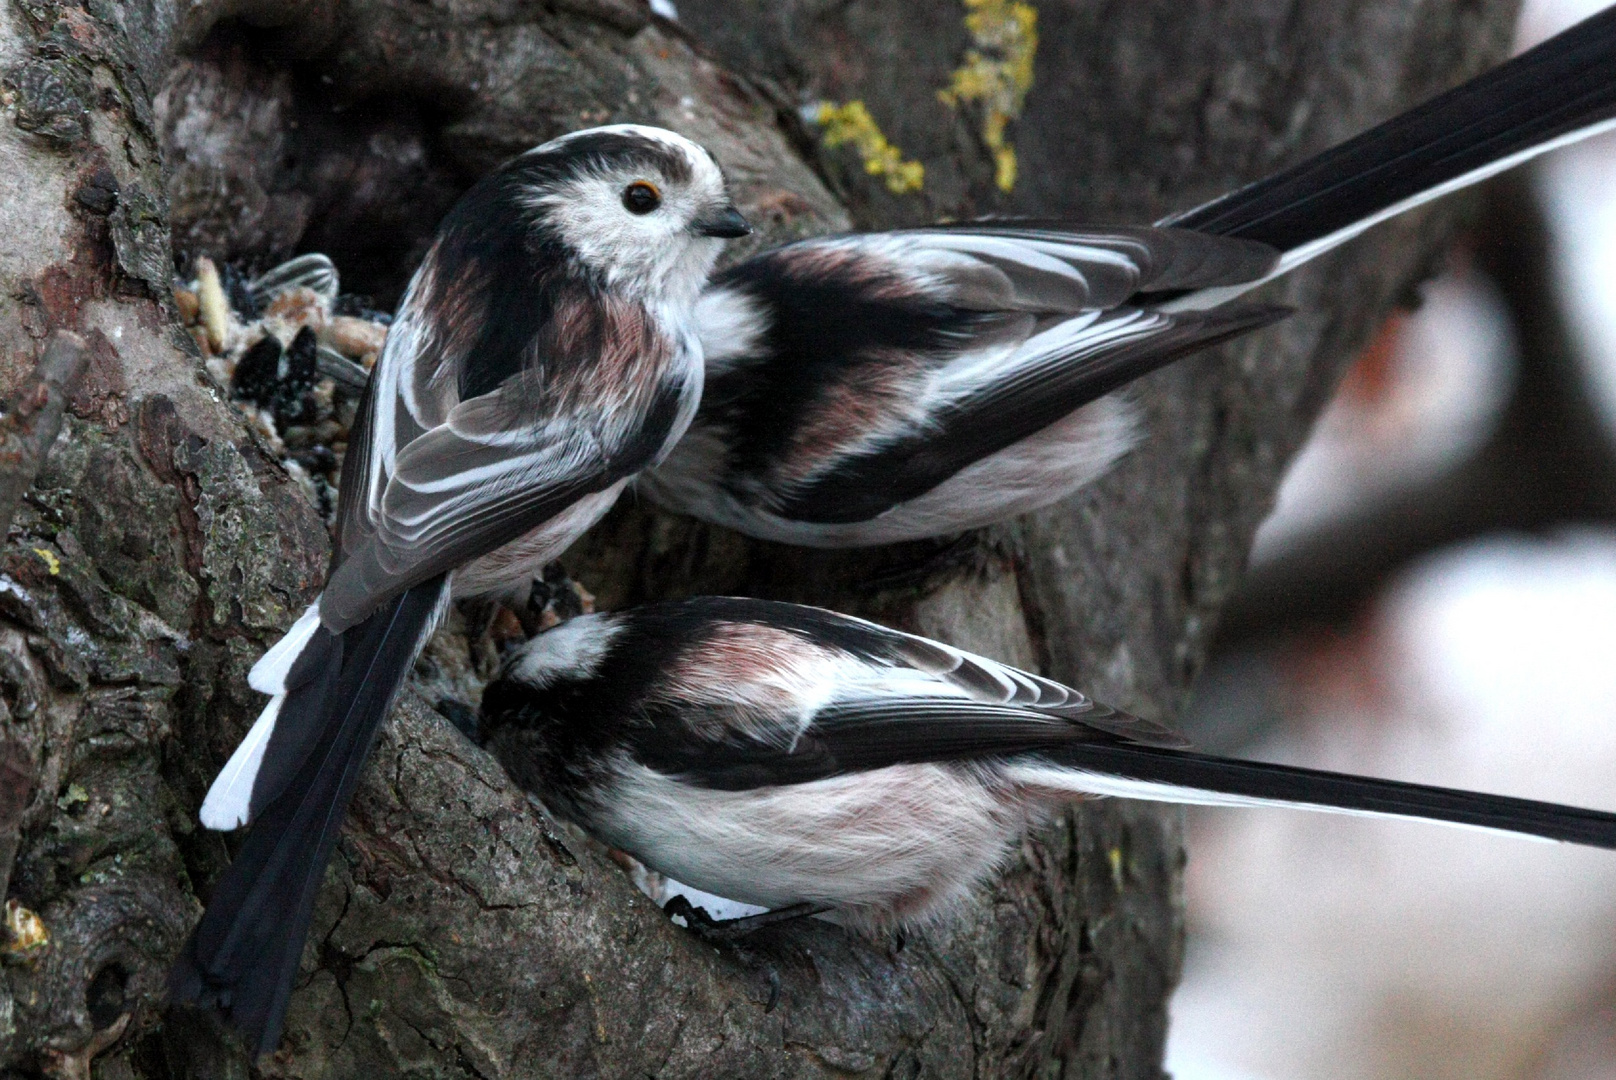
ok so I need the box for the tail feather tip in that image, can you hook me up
[199,693,285,831]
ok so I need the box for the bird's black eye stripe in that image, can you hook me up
[622,181,662,214]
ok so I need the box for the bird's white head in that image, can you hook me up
[519,124,750,307]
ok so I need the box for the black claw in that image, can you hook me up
[661,894,716,930]
[662,895,827,943]
[764,966,781,1013]
[661,896,819,1013]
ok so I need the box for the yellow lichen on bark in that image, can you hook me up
[938,0,1038,191]
[811,100,926,194]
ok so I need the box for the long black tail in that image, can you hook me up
[1037,742,1616,849]
[170,576,448,1056]
[1163,6,1616,257]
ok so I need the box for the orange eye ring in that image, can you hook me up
[622,180,662,214]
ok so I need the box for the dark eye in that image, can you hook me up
[622,181,662,214]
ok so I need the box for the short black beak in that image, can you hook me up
[693,205,752,239]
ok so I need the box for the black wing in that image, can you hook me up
[772,303,1288,524]
[324,381,684,628]
[691,226,1283,524]
[615,597,1188,789]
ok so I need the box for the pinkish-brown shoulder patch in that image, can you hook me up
[772,344,929,487]
[773,242,929,305]
[426,247,493,373]
[653,622,846,742]
[537,291,672,416]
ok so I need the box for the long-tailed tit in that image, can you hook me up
[480,597,1616,930]
[641,8,1616,546]
[168,125,751,1054]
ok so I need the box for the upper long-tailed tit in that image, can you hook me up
[479,597,1616,930]
[168,125,751,1054]
[641,8,1616,546]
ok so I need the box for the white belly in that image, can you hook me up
[583,757,1048,931]
[642,394,1139,547]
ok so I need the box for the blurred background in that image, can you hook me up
[1166,2,1616,1077]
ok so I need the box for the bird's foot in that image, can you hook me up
[662,896,827,942]
[662,897,825,1012]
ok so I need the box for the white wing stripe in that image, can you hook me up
[388,447,579,497]
[920,234,1142,273]
[918,235,1091,282]
[925,308,1165,405]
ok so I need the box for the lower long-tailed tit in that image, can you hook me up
[168,125,752,1055]
[640,7,1616,546]
[479,598,1616,930]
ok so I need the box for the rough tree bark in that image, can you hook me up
[0,0,1515,1077]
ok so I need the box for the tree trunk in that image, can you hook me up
[0,0,1516,1076]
